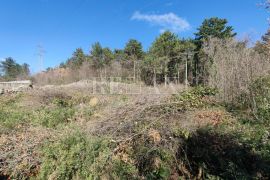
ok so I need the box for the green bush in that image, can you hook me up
[134,140,174,180]
[33,106,75,128]
[236,76,270,122]
[38,131,112,179]
[0,94,28,129]
[0,108,27,129]
[52,97,72,107]
[250,76,270,122]
[110,159,138,180]
[173,86,218,109]
[191,86,219,97]
[0,94,77,129]
[39,131,140,179]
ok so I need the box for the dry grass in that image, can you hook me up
[0,81,185,171]
[3,82,259,179]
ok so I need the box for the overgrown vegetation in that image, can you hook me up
[249,76,270,122]
[1,1,270,179]
[32,106,75,128]
[0,92,92,130]
[1,84,270,179]
[38,131,112,179]
[0,94,28,129]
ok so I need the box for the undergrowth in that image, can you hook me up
[1,86,270,179]
[172,86,218,109]
[0,93,91,129]
[38,130,139,179]
[0,94,29,129]
[32,106,75,128]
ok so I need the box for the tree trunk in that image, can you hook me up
[133,60,136,82]
[165,74,167,87]
[154,68,157,87]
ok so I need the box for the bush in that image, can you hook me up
[250,76,270,122]
[172,86,218,109]
[138,148,173,179]
[235,75,270,122]
[32,106,75,128]
[0,94,28,129]
[38,131,112,179]
[0,110,27,129]
[39,130,139,179]
[191,86,218,97]
[109,159,138,179]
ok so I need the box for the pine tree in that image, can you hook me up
[195,17,236,44]
[194,17,236,85]
[124,39,144,79]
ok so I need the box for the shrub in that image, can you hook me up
[32,106,75,128]
[52,97,72,107]
[0,94,28,129]
[39,130,139,179]
[0,109,27,129]
[110,159,138,179]
[191,86,218,97]
[234,75,270,122]
[172,86,218,109]
[250,76,270,122]
[38,131,112,179]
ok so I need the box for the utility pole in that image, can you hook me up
[36,44,46,72]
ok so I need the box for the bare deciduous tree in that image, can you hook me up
[203,38,270,103]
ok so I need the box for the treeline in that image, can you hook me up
[35,17,270,87]
[0,57,30,81]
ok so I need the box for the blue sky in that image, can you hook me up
[0,0,269,73]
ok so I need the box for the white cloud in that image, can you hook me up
[131,11,190,33]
